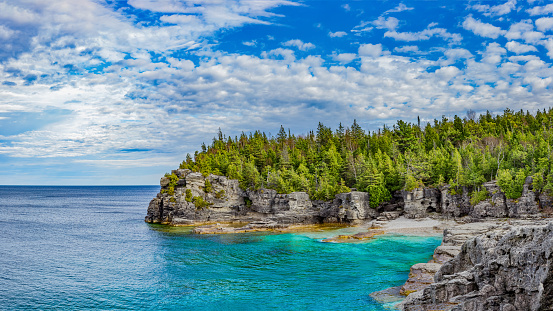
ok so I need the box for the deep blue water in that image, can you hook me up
[0,186,441,310]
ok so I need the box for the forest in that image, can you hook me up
[176,108,553,208]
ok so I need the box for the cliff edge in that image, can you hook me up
[145,169,549,226]
[400,221,553,311]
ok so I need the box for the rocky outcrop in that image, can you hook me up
[400,220,553,311]
[146,169,550,226]
[470,181,508,218]
[505,176,540,218]
[145,169,380,225]
[395,222,499,300]
[403,188,441,219]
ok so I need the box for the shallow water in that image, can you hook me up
[0,186,441,310]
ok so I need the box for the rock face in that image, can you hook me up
[145,169,380,225]
[401,221,553,311]
[145,169,550,226]
[471,181,508,218]
[397,222,499,300]
[403,188,441,219]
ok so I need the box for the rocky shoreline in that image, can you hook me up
[145,169,548,227]
[395,218,553,311]
[145,169,553,310]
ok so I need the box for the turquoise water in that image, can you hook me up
[0,186,441,310]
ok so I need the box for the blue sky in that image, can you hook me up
[1,0,553,185]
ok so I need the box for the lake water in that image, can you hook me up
[0,186,441,310]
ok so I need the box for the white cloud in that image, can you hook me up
[262,48,296,61]
[523,76,552,91]
[373,16,399,30]
[506,20,534,40]
[536,17,553,32]
[351,22,373,34]
[328,31,347,38]
[462,16,506,39]
[160,14,200,24]
[471,0,517,16]
[394,45,419,53]
[521,31,544,43]
[543,39,553,59]
[506,41,538,54]
[332,53,357,64]
[385,25,462,43]
[282,39,315,51]
[504,20,543,44]
[0,2,39,25]
[435,66,461,81]
[0,25,15,39]
[3,0,553,185]
[440,48,473,66]
[445,48,473,60]
[242,40,257,47]
[385,3,414,14]
[527,3,553,16]
[358,43,382,57]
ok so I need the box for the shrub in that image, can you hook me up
[470,188,488,206]
[161,173,179,196]
[204,179,213,193]
[497,169,526,199]
[185,189,193,202]
[215,189,226,199]
[192,196,212,210]
[405,174,422,191]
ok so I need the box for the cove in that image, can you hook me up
[150,225,442,310]
[0,186,440,310]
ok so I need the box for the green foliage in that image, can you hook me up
[336,179,351,194]
[497,169,527,199]
[404,174,422,191]
[171,108,553,202]
[544,173,553,195]
[532,172,544,193]
[204,179,213,193]
[161,173,179,196]
[470,188,489,206]
[365,170,391,208]
[215,189,226,199]
[192,196,211,209]
[185,189,192,202]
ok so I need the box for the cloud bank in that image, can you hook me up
[1,0,553,184]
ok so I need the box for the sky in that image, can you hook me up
[1,0,553,185]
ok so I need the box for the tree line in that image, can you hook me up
[177,108,553,207]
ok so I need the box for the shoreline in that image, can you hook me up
[152,215,451,238]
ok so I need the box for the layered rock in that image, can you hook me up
[396,222,499,300]
[146,169,550,226]
[145,169,380,225]
[403,188,441,219]
[401,220,553,311]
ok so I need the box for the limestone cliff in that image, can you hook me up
[145,169,382,225]
[145,169,550,226]
[401,221,553,311]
